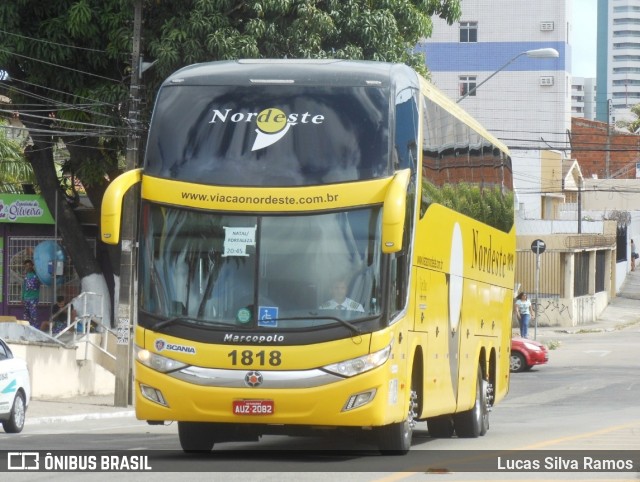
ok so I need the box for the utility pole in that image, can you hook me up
[115,0,142,407]
[605,99,612,178]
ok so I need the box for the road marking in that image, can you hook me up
[519,420,640,450]
[583,350,611,357]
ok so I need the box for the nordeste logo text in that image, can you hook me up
[209,108,325,151]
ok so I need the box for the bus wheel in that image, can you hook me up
[426,415,454,438]
[453,365,489,438]
[178,422,215,452]
[376,388,417,455]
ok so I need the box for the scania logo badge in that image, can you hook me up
[245,371,263,387]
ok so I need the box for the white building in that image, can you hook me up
[596,0,640,123]
[418,0,572,220]
[418,1,631,326]
[572,76,597,119]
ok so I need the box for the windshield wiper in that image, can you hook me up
[151,316,194,331]
[152,314,361,335]
[306,312,362,335]
[151,316,231,331]
[246,314,362,336]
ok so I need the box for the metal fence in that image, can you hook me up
[516,248,610,299]
[515,250,562,298]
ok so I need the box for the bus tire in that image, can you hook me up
[453,365,489,438]
[178,422,215,452]
[376,388,417,455]
[426,415,454,438]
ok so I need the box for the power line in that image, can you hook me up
[0,28,115,54]
[8,76,118,110]
[0,82,134,129]
[0,109,131,134]
[0,123,128,139]
[0,47,123,83]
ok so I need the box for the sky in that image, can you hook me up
[572,0,598,78]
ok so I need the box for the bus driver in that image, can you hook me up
[319,277,364,312]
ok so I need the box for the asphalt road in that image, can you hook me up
[4,323,639,481]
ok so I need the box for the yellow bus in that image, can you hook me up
[102,59,515,454]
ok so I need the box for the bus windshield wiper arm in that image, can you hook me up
[151,316,192,331]
[307,312,361,335]
[252,314,361,335]
[151,316,232,330]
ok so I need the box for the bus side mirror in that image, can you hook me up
[381,169,410,254]
[101,169,143,245]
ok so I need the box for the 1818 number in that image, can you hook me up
[228,349,282,366]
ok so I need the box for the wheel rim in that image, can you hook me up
[13,395,25,429]
[510,354,522,371]
[404,389,418,443]
[480,378,490,433]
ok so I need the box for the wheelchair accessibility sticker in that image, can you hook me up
[258,306,278,327]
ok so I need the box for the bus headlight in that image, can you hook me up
[322,343,392,377]
[135,345,188,373]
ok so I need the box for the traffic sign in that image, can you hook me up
[531,239,546,254]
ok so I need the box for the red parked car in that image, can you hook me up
[510,336,549,372]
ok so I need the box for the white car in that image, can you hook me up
[0,337,31,433]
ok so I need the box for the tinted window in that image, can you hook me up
[138,203,383,330]
[0,340,10,360]
[145,85,391,186]
[420,95,514,232]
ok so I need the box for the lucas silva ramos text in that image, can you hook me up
[496,455,635,472]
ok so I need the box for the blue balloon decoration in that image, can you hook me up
[33,241,65,286]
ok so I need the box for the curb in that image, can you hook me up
[26,410,135,426]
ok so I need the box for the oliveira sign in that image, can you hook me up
[0,195,54,224]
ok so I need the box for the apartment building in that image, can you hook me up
[596,0,640,123]
[572,76,597,119]
[419,0,571,220]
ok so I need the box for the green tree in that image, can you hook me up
[0,119,34,192]
[615,103,640,134]
[0,0,462,324]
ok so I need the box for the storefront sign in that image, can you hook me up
[0,195,54,224]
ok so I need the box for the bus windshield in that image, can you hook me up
[144,85,391,186]
[139,203,383,329]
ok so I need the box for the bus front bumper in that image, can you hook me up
[134,361,405,428]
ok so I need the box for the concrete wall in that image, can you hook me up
[1,322,115,399]
[534,291,609,327]
[8,341,114,399]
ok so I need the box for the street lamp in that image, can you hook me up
[456,47,559,103]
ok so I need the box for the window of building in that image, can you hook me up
[459,75,477,98]
[614,55,640,61]
[7,236,91,305]
[613,79,640,86]
[613,42,640,49]
[614,6,640,13]
[613,30,640,37]
[595,250,606,293]
[613,18,640,25]
[573,251,590,297]
[459,22,478,43]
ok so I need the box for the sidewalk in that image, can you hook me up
[24,271,640,426]
[26,394,134,426]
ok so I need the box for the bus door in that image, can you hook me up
[413,267,456,414]
[456,277,485,409]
